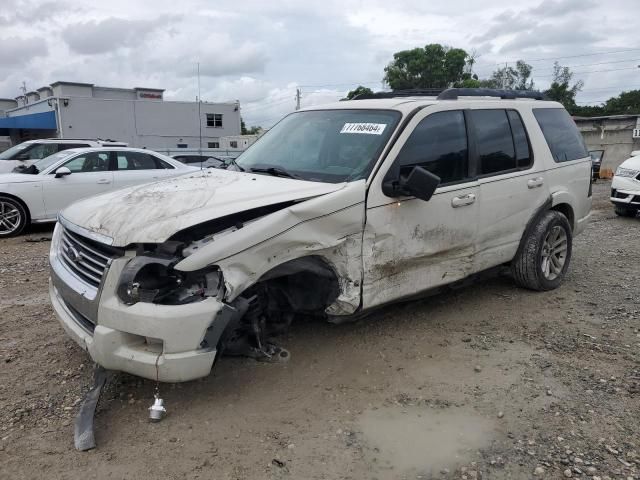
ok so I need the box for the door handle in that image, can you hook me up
[96,179,111,184]
[451,193,476,208]
[527,177,544,189]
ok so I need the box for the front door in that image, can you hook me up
[42,151,114,219]
[362,108,479,309]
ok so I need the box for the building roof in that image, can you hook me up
[574,114,640,121]
[50,81,94,88]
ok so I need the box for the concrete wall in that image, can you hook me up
[577,117,640,172]
[58,98,241,148]
[92,87,137,100]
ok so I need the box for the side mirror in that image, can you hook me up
[382,166,440,202]
[54,166,72,178]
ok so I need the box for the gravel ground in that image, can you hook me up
[0,181,638,480]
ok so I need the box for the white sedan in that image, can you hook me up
[611,150,640,217]
[0,147,199,237]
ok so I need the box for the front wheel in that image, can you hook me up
[511,210,573,291]
[614,205,638,218]
[0,196,28,238]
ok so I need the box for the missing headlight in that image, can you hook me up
[117,255,223,305]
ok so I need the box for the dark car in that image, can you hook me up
[589,150,604,181]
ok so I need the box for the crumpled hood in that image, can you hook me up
[0,172,42,184]
[61,169,346,246]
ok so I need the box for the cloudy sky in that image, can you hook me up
[1,0,639,126]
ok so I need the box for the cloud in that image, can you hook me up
[0,0,637,122]
[62,17,166,54]
[527,0,596,17]
[0,36,48,67]
[498,23,603,53]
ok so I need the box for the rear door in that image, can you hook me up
[42,151,114,218]
[470,108,550,271]
[113,151,177,188]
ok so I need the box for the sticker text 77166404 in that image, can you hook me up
[340,123,387,135]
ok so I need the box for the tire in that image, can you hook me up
[511,210,572,291]
[0,195,28,238]
[614,205,638,218]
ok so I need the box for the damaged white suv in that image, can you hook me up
[49,89,592,382]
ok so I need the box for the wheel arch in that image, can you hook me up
[237,254,342,314]
[514,197,575,263]
[550,202,575,231]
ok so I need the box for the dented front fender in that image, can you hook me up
[174,181,367,316]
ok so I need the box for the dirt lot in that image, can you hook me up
[1,181,638,480]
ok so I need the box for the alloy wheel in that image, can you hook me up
[0,201,23,235]
[541,225,568,281]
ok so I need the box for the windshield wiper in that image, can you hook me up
[249,166,300,179]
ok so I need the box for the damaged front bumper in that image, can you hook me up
[49,228,232,382]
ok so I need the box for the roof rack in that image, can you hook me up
[352,88,547,101]
[437,88,547,100]
[353,89,445,100]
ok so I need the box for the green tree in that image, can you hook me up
[544,62,583,110]
[383,44,472,89]
[603,89,640,115]
[240,117,262,135]
[344,85,374,100]
[487,60,534,90]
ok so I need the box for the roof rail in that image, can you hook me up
[437,88,547,100]
[353,88,445,100]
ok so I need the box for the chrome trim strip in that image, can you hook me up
[57,214,114,246]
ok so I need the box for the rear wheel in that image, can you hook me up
[0,196,28,238]
[614,205,638,218]
[511,210,572,291]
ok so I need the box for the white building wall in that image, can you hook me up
[58,97,241,148]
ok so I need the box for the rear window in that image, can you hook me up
[533,108,588,162]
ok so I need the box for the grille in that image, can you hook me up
[59,227,121,288]
[64,299,96,333]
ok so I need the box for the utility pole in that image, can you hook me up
[197,62,202,159]
[295,88,301,110]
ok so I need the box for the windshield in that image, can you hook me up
[21,150,77,174]
[0,143,28,160]
[235,109,401,183]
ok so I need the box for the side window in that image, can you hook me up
[470,110,516,175]
[62,152,110,173]
[507,110,532,168]
[154,156,174,169]
[117,152,171,170]
[395,110,468,185]
[533,108,588,162]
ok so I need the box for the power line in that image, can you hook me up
[299,81,380,89]
[533,66,639,78]
[241,97,293,113]
[474,56,640,74]
[473,47,640,69]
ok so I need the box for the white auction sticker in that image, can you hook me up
[340,123,387,135]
